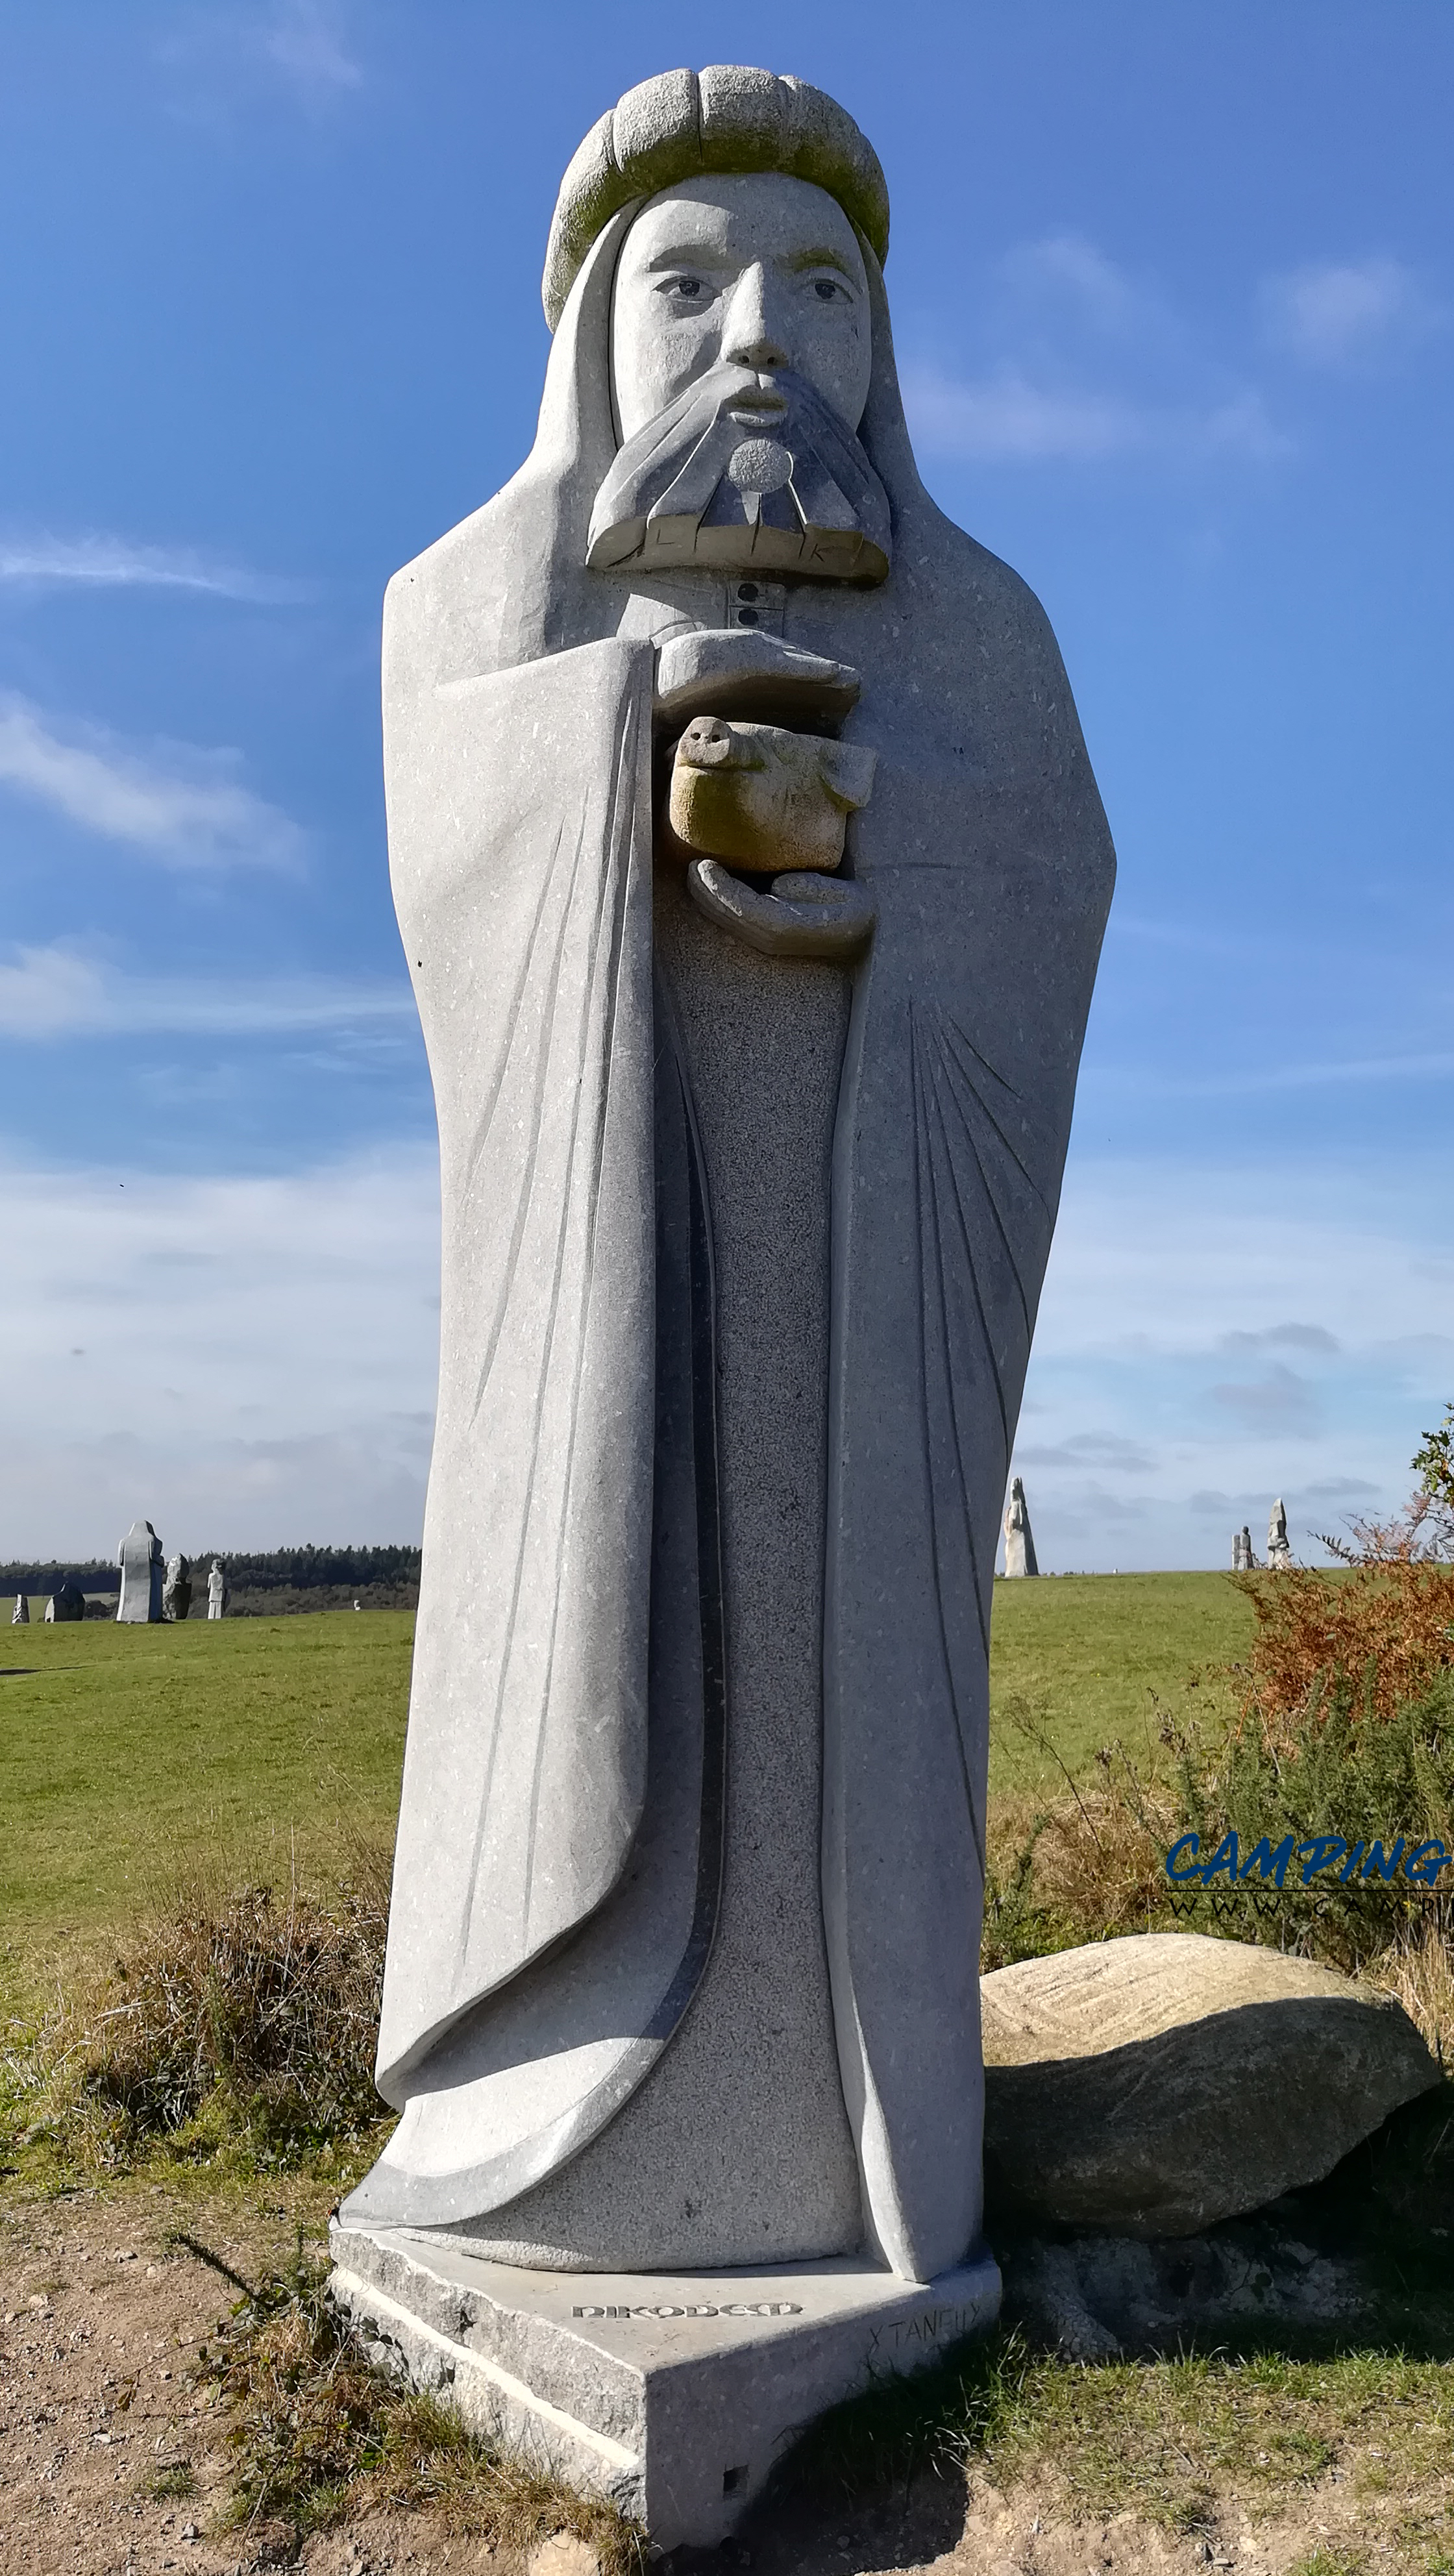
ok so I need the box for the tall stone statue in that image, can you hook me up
[1267,1498,1292,1570]
[163,1553,193,1622]
[45,1576,86,1623]
[336,68,1113,2525]
[12,1591,28,1626]
[1002,1476,1039,1578]
[116,1520,164,1624]
[206,1560,228,1620]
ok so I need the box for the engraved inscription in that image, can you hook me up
[572,2300,804,2320]
[865,2302,983,2360]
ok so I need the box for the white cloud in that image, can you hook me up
[262,0,361,91]
[1001,234,1139,330]
[0,943,413,1040]
[0,532,305,601]
[0,695,305,870]
[0,1148,437,1555]
[159,1,362,106]
[902,365,1288,466]
[904,365,1147,462]
[1008,1154,1454,1569]
[1261,256,1440,366]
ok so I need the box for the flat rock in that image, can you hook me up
[982,1933,1440,2236]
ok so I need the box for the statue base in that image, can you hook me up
[328,2222,1000,2551]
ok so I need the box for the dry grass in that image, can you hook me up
[5,1841,391,2169]
[1366,1917,1454,2062]
[206,2240,645,2570]
[981,1705,1183,1970]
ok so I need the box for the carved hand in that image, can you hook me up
[687,858,875,961]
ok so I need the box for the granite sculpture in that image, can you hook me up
[1003,1476,1039,1578]
[1267,1499,1292,1570]
[116,1520,164,1624]
[343,66,1115,2306]
[163,1553,193,1622]
[12,1591,28,1625]
[45,1577,86,1623]
[206,1560,228,1620]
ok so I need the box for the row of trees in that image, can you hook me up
[0,1544,422,1595]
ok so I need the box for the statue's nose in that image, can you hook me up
[721,263,790,374]
[680,717,736,767]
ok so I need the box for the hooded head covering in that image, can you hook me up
[543,66,889,328]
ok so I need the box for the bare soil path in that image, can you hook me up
[2,2186,1447,2575]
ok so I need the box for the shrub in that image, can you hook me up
[984,1670,1454,2027]
[11,1848,393,2166]
[1231,1502,1454,1751]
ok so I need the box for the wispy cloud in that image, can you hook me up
[1220,1323,1341,1356]
[0,695,305,870]
[905,229,1294,471]
[1014,1430,1157,1472]
[904,364,1288,465]
[261,0,361,90]
[0,944,413,1041]
[1261,256,1441,367]
[1000,233,1140,331]
[0,530,306,602]
[0,1148,436,1554]
[1087,1047,1454,1100]
[1002,1153,1454,1567]
[1209,1362,1323,1437]
[160,1,363,108]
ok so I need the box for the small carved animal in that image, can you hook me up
[668,715,876,874]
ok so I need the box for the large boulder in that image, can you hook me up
[981,1933,1440,2236]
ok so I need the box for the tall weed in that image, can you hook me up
[8,1844,391,2167]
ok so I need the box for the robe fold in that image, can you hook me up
[342,206,1116,2283]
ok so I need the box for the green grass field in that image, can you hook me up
[1,1613,413,1972]
[1,1574,1255,1968]
[986,1569,1254,1792]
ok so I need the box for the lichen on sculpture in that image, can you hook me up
[342,63,1115,2294]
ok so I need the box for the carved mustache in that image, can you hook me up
[587,364,891,584]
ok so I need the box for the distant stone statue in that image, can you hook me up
[1003,1476,1040,1577]
[45,1577,86,1623]
[1266,1499,1292,1570]
[12,1591,29,1625]
[1232,1526,1257,1572]
[206,1560,228,1620]
[162,1554,193,1622]
[116,1520,165,1623]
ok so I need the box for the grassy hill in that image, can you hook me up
[1,1574,1255,1973]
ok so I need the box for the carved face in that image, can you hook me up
[611,173,872,445]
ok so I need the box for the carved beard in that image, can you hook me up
[587,362,891,584]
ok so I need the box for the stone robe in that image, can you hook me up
[341,209,1115,2283]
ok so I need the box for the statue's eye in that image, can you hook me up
[671,277,704,301]
[813,279,842,302]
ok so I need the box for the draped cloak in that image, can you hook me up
[340,208,1116,2283]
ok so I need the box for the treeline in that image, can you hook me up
[0,1559,119,1593]
[189,1545,422,1594]
[0,1544,422,1596]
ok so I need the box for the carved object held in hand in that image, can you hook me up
[667,714,875,876]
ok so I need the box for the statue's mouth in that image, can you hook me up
[587,362,891,586]
[725,384,789,422]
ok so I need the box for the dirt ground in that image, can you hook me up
[0,2186,1444,2575]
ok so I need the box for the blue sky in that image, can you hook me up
[1,1,1450,1566]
